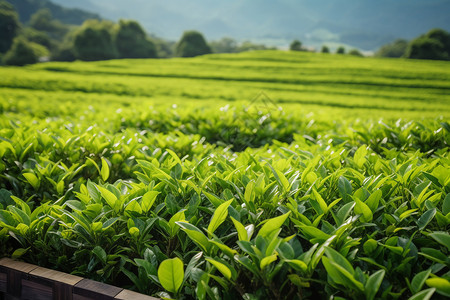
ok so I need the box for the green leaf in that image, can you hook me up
[23,173,40,190]
[365,269,385,300]
[429,232,450,251]
[353,198,373,223]
[363,239,378,254]
[158,257,184,294]
[100,157,110,182]
[176,221,211,254]
[417,208,436,231]
[141,191,159,213]
[207,199,233,236]
[12,247,28,259]
[168,210,186,237]
[322,256,364,292]
[97,185,117,210]
[244,180,255,204]
[443,193,450,215]
[366,190,382,212]
[411,269,431,294]
[92,246,107,264]
[354,145,367,168]
[298,226,331,242]
[285,259,308,272]
[312,188,328,214]
[267,163,289,192]
[324,247,354,275]
[425,278,450,297]
[209,240,237,258]
[408,288,435,300]
[260,254,278,270]
[231,217,248,241]
[206,258,232,280]
[258,212,291,238]
[338,176,353,203]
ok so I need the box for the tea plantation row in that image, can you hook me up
[0,51,449,299]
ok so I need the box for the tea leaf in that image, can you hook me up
[411,269,431,294]
[365,269,385,300]
[23,173,40,190]
[207,199,233,236]
[158,257,184,294]
[100,157,110,181]
[258,212,291,238]
[206,257,232,280]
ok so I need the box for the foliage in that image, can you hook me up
[176,30,211,57]
[21,27,55,51]
[3,37,37,65]
[405,28,450,61]
[336,46,346,54]
[115,19,156,59]
[290,40,302,51]
[0,50,450,299]
[29,8,69,41]
[375,39,408,58]
[210,37,238,54]
[73,20,118,61]
[321,45,330,53]
[349,49,363,57]
[0,1,20,53]
[6,0,100,25]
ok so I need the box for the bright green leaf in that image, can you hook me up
[158,257,184,294]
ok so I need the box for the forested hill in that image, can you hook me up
[51,0,450,50]
[6,0,99,24]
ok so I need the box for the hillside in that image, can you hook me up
[6,0,100,24]
[51,0,450,50]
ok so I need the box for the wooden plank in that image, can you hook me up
[0,258,37,273]
[21,279,53,300]
[74,279,122,300]
[6,270,22,298]
[115,289,160,300]
[29,267,83,286]
[0,271,6,292]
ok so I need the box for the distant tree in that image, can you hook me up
[150,36,175,58]
[115,19,156,58]
[427,28,450,52]
[405,37,447,60]
[210,37,238,53]
[349,49,363,57]
[73,20,118,61]
[176,30,211,57]
[51,28,77,61]
[321,45,330,53]
[29,8,68,40]
[290,40,302,51]
[0,1,20,53]
[22,27,55,50]
[375,39,408,58]
[336,46,345,54]
[405,28,450,60]
[3,37,38,65]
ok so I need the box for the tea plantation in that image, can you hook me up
[0,51,449,299]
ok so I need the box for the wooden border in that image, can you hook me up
[0,258,159,300]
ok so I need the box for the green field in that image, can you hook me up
[0,51,449,299]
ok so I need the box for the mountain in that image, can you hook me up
[6,0,100,25]
[48,0,450,50]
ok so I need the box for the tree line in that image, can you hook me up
[375,28,450,60]
[1,1,449,66]
[0,2,275,66]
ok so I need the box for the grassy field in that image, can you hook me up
[0,51,449,299]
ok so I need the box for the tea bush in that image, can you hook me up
[0,51,449,299]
